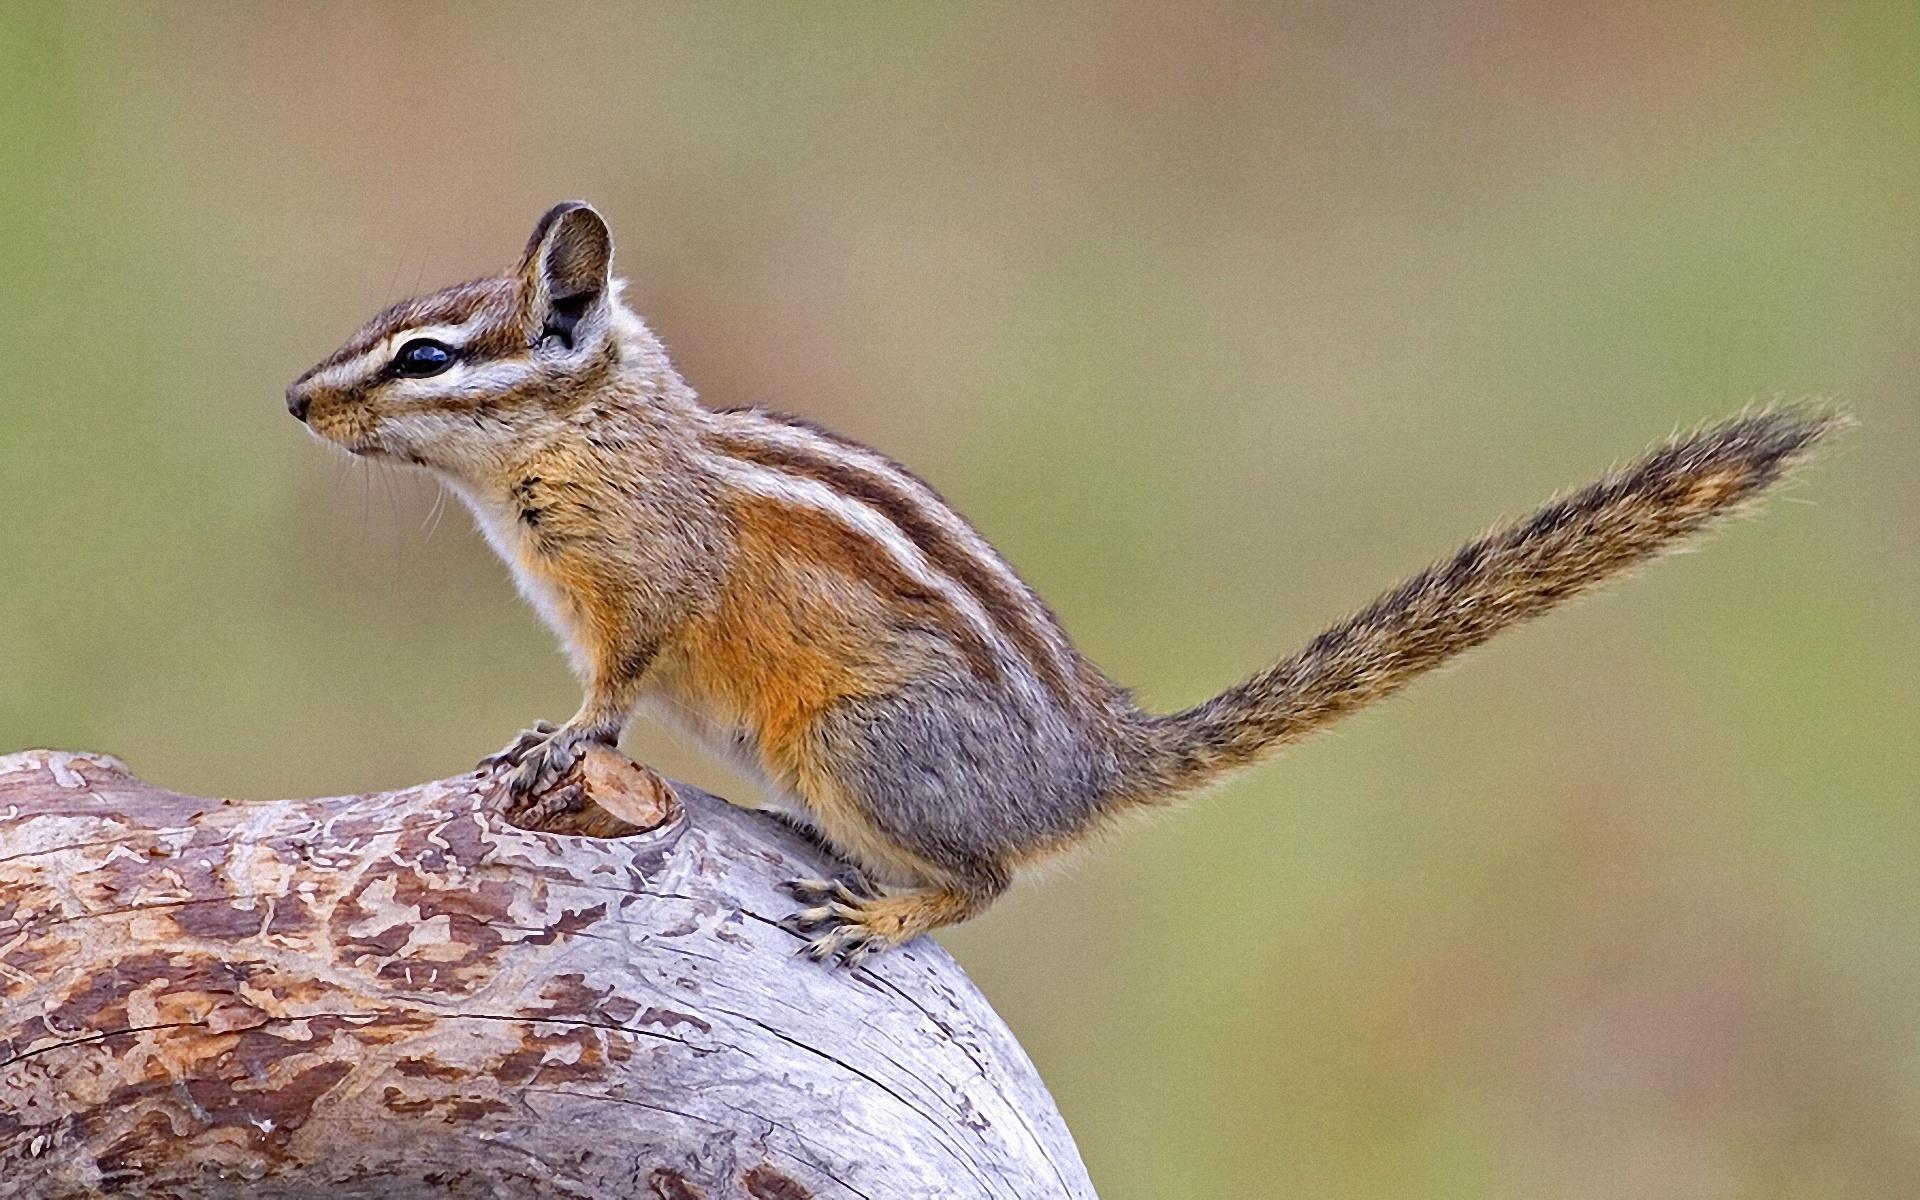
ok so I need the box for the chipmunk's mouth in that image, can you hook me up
[301,414,386,458]
[305,423,389,460]
[304,411,431,467]
[343,440,427,467]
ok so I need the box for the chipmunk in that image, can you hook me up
[287,201,1842,965]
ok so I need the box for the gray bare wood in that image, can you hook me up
[0,747,1096,1199]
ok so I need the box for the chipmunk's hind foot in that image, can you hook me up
[782,879,989,968]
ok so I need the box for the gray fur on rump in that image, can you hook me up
[814,677,1119,888]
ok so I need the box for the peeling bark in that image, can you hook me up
[0,747,1096,1199]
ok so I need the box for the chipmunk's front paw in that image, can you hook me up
[480,722,610,816]
[478,720,560,772]
[505,724,605,799]
[783,877,904,967]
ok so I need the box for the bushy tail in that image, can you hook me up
[1133,404,1847,799]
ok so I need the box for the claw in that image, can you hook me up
[784,876,870,907]
[478,720,559,771]
[508,728,586,797]
[784,901,865,933]
[783,876,902,967]
[785,906,831,933]
[804,922,877,964]
[481,721,604,827]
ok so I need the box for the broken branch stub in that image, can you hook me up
[0,747,1096,1199]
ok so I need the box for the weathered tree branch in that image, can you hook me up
[0,747,1096,1199]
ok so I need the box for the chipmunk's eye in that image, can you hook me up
[390,339,457,379]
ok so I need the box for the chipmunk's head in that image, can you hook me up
[287,202,677,475]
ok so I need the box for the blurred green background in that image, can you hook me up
[3,3,1915,1195]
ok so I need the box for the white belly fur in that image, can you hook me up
[446,479,590,679]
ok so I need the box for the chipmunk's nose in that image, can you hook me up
[286,381,312,423]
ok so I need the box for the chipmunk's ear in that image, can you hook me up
[519,201,613,351]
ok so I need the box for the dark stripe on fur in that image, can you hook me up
[734,496,1007,686]
[712,416,1083,704]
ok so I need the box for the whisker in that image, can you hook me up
[422,483,449,540]
[382,251,403,309]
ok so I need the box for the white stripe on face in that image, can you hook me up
[310,316,493,392]
[384,357,540,402]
